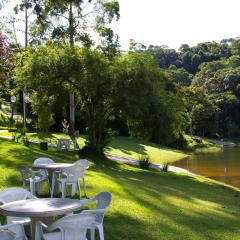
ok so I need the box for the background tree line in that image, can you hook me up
[140,38,240,139]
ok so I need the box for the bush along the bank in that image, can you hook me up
[139,155,151,169]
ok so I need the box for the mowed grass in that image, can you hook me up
[0,131,187,164]
[0,139,240,239]
[106,136,188,164]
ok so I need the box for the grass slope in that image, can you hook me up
[106,136,187,164]
[0,132,188,164]
[0,139,239,240]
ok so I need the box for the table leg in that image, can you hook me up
[48,169,59,197]
[31,217,54,240]
[30,217,37,240]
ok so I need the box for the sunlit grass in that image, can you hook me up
[0,132,187,164]
[0,138,239,239]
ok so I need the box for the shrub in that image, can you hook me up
[0,110,9,127]
[139,155,151,169]
[162,163,169,172]
[23,137,30,147]
[168,133,188,150]
[78,145,91,156]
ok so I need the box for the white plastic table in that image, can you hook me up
[0,198,83,240]
[33,163,74,197]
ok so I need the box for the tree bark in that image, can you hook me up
[68,1,75,135]
[23,5,28,131]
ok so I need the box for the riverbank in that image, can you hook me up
[204,138,236,147]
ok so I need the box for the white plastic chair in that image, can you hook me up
[18,166,50,195]
[32,157,54,194]
[80,192,112,240]
[35,213,96,240]
[56,165,84,199]
[57,139,71,150]
[74,159,89,196]
[0,223,26,240]
[33,157,54,166]
[0,188,36,239]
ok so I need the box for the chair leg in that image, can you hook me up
[77,180,81,199]
[98,224,104,240]
[51,173,56,198]
[71,183,77,198]
[30,179,35,195]
[61,182,66,199]
[47,179,51,195]
[90,228,95,240]
[82,177,87,196]
[37,182,43,194]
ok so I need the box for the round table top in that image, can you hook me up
[33,163,74,170]
[0,198,82,218]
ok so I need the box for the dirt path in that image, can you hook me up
[204,138,236,147]
[105,154,196,175]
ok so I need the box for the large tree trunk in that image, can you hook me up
[69,92,75,135]
[23,6,28,131]
[86,103,106,155]
[68,1,75,135]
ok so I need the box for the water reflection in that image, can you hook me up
[173,147,240,188]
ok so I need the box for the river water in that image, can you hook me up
[173,147,240,188]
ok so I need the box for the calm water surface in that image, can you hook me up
[173,147,240,188]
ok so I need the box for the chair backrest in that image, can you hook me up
[18,166,32,181]
[63,165,84,182]
[0,188,35,204]
[48,213,96,240]
[92,192,112,224]
[58,139,70,149]
[0,223,25,240]
[95,191,112,210]
[0,231,15,240]
[74,159,89,170]
[33,157,54,166]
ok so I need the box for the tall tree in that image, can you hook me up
[0,31,14,93]
[30,0,120,134]
[113,52,186,144]
[14,0,34,130]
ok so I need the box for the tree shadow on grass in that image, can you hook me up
[106,136,186,159]
[1,138,240,239]
[106,136,148,156]
[89,161,240,239]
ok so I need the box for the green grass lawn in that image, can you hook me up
[0,138,240,239]
[0,131,221,164]
[0,131,189,164]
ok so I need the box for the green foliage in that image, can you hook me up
[0,109,9,127]
[29,0,120,56]
[210,92,240,137]
[30,94,55,132]
[114,52,186,145]
[0,31,14,92]
[146,41,231,76]
[191,46,240,137]
[168,133,188,150]
[183,87,219,137]
[167,66,193,86]
[15,44,116,154]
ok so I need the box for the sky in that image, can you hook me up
[112,0,240,50]
[1,0,240,50]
